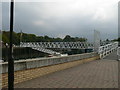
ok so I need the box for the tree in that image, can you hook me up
[63,35,72,42]
[2,31,88,45]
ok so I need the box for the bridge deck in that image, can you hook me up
[104,51,118,60]
[15,52,118,88]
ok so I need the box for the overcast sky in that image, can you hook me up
[1,0,119,41]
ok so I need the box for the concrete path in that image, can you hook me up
[15,54,118,88]
[104,51,118,60]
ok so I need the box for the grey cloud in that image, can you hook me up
[2,1,118,41]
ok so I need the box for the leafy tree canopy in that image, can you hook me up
[2,31,87,45]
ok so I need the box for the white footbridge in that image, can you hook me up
[20,42,93,55]
[98,42,118,59]
[20,41,119,58]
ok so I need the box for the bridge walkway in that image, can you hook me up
[104,51,118,60]
[15,52,118,88]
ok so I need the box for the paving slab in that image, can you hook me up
[15,58,118,88]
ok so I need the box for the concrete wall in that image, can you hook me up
[1,52,99,87]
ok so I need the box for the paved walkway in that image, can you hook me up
[104,51,118,60]
[15,52,118,88]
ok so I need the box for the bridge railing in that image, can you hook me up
[117,47,120,60]
[98,42,118,59]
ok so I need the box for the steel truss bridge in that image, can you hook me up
[20,42,93,55]
[20,42,118,58]
[20,42,93,49]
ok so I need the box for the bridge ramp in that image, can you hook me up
[103,51,118,60]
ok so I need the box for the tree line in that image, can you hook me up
[2,31,87,45]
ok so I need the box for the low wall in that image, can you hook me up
[1,52,99,88]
